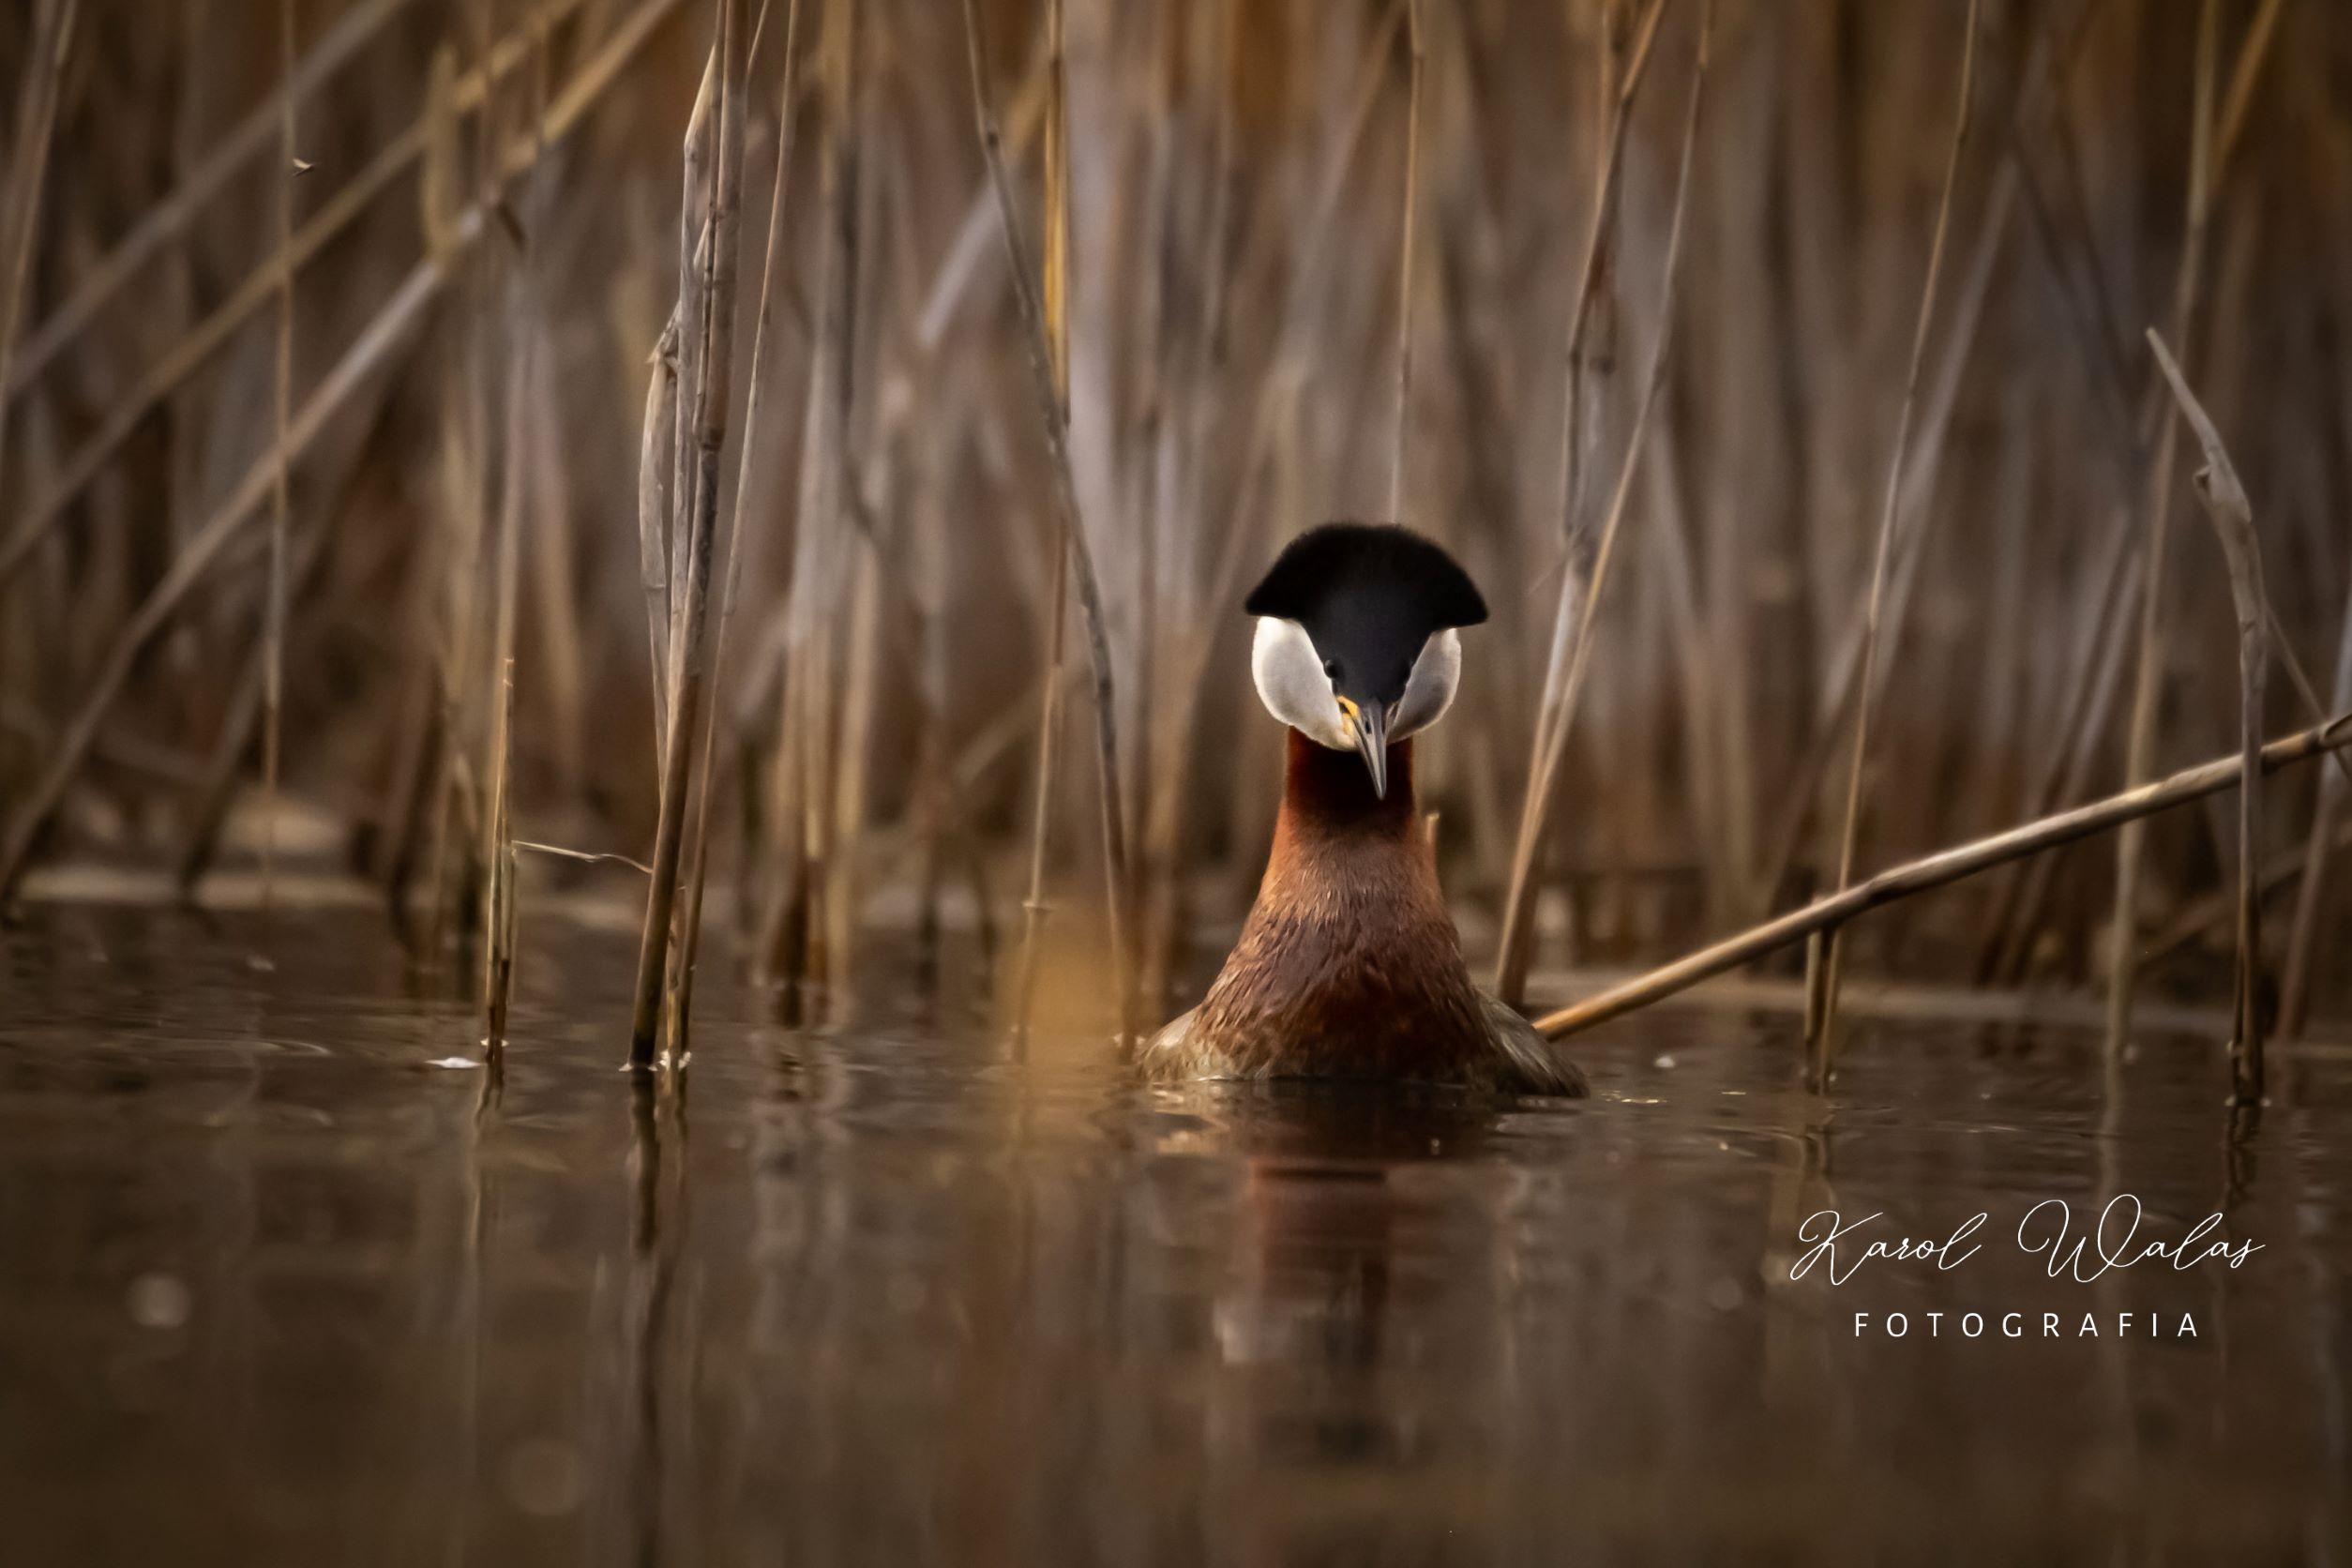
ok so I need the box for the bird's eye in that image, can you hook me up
[1322,659,1338,679]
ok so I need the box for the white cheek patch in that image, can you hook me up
[1390,628,1461,740]
[1251,617,1352,750]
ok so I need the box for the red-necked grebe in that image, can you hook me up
[1142,523,1587,1095]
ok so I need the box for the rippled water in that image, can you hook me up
[3,906,2347,1562]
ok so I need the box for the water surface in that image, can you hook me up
[3,907,2346,1562]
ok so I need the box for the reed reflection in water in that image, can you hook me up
[1,906,2347,1561]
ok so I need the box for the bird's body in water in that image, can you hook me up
[1142,523,1586,1096]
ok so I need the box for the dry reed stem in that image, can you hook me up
[628,0,750,1069]
[1537,710,2352,1043]
[1553,0,1670,538]
[960,0,1136,1038]
[2145,327,2267,1099]
[173,509,338,896]
[3,0,409,401]
[0,0,601,594]
[671,0,804,1034]
[261,0,300,911]
[1753,158,2015,921]
[756,0,858,1015]
[1013,547,1075,1033]
[2107,0,2221,1051]
[666,48,718,656]
[1386,0,1424,522]
[1008,0,1076,1040]
[1492,0,1710,1006]
[0,0,681,904]
[2282,577,2352,1033]
[483,656,518,1051]
[2143,816,2352,972]
[0,262,445,904]
[0,0,79,514]
[1751,5,2081,923]
[1971,0,2288,983]
[637,310,683,752]
[480,11,553,1052]
[1802,0,1983,1051]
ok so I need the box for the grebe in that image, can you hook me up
[1142,523,1588,1095]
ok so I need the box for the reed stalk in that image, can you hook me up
[0,0,610,594]
[1386,0,1424,523]
[637,309,682,754]
[1802,0,1983,1053]
[0,0,79,515]
[261,0,299,910]
[669,0,805,1042]
[1554,0,1669,541]
[959,0,1135,1038]
[2107,0,2220,1051]
[0,0,681,905]
[2145,328,2267,1100]
[1493,0,1709,1007]
[628,0,751,1069]
[3,0,408,402]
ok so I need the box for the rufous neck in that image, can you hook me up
[1277,728,1417,838]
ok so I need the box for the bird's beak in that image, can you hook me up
[1352,701,1389,799]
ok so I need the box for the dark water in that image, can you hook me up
[3,908,2348,1563]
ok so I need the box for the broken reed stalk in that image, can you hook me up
[1802,0,1983,1049]
[1536,709,2352,1042]
[0,0,601,595]
[2107,0,2220,1050]
[262,0,299,909]
[2145,328,2267,1100]
[669,0,805,1042]
[0,0,682,906]
[667,49,718,665]
[627,0,750,1070]
[637,310,682,753]
[1386,0,1424,522]
[959,0,1137,1038]
[0,0,79,513]
[1493,0,1709,1007]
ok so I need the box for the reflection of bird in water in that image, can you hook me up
[1172,1082,1514,1395]
[1161,1082,1544,1559]
[1143,524,1586,1095]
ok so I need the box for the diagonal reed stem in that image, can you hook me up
[1538,710,2352,1042]
[0,0,682,905]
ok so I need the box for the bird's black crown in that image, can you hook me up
[1245,522,1487,708]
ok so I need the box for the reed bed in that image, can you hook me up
[5,0,2352,1063]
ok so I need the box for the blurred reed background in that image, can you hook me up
[4,0,2350,1040]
